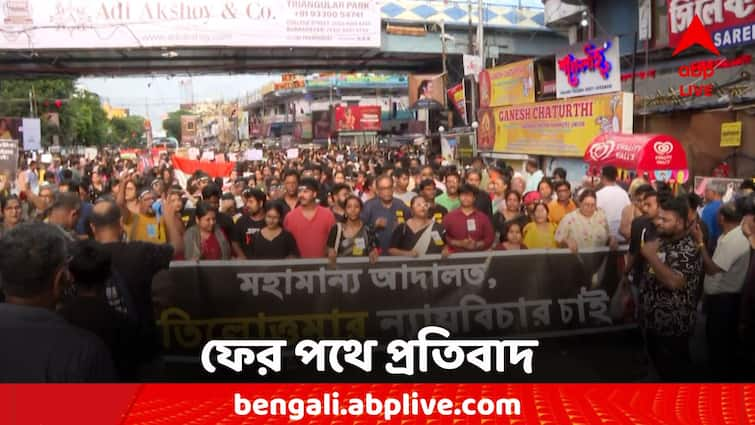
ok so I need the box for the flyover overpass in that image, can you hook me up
[0,0,566,76]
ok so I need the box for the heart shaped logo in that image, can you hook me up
[589,140,615,162]
[653,141,674,155]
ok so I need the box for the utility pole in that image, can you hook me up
[476,0,484,65]
[467,0,474,54]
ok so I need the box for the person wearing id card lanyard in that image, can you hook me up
[442,184,494,253]
[389,196,449,258]
[327,195,379,268]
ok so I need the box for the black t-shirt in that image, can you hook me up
[493,212,530,243]
[629,216,658,278]
[248,230,299,259]
[428,204,448,224]
[475,192,493,218]
[0,303,116,382]
[100,242,173,328]
[231,215,266,258]
[59,294,142,380]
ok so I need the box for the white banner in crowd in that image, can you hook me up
[21,118,41,151]
[0,0,381,49]
[246,149,264,161]
[286,148,299,160]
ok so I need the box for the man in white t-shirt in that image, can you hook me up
[694,202,751,379]
[596,166,630,242]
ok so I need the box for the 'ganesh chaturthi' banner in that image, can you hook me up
[154,248,647,381]
[489,92,634,157]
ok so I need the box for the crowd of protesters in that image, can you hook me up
[0,144,754,382]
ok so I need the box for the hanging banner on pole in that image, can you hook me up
[447,83,468,125]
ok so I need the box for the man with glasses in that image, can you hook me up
[548,181,577,226]
[361,174,412,253]
[283,178,335,258]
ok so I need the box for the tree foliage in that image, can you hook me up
[162,109,193,140]
[109,115,145,147]
[0,78,148,147]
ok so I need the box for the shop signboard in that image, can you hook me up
[479,59,535,107]
[668,0,755,50]
[556,37,621,99]
[334,106,382,132]
[0,0,381,49]
[486,92,634,157]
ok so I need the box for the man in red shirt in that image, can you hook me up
[442,184,495,252]
[284,178,335,258]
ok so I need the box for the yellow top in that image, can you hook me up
[124,212,167,244]
[522,222,558,249]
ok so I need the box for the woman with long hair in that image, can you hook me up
[327,195,379,267]
[183,202,232,260]
[389,196,448,257]
[493,189,529,244]
[248,203,299,259]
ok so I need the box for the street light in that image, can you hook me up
[438,126,445,133]
[471,121,479,129]
[471,121,479,157]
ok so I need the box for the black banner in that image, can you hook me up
[154,248,647,381]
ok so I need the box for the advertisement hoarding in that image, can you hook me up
[485,92,634,157]
[556,37,621,99]
[334,106,382,132]
[409,74,446,109]
[668,0,755,50]
[0,1,381,49]
[478,59,535,107]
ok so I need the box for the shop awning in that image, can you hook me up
[584,133,689,183]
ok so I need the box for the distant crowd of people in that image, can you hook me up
[0,144,753,382]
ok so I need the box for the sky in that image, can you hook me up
[77,74,273,136]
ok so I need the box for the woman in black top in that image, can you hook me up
[493,189,529,243]
[327,195,379,267]
[249,203,299,259]
[389,195,448,257]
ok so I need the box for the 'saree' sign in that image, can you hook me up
[668,0,755,50]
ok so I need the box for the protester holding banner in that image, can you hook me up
[493,190,529,244]
[496,220,527,251]
[327,195,379,266]
[284,178,335,258]
[443,184,494,253]
[522,202,558,249]
[555,189,616,253]
[183,202,232,261]
[361,175,412,253]
[548,181,577,226]
[249,203,299,260]
[390,196,448,257]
